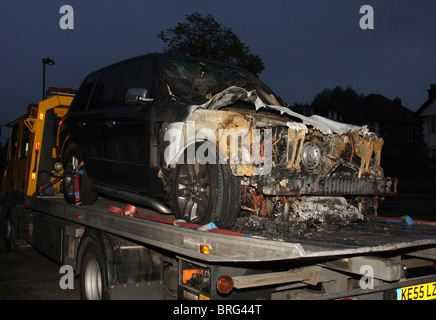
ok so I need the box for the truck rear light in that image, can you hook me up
[183,269,203,284]
[31,172,36,180]
[39,112,44,121]
[216,275,233,294]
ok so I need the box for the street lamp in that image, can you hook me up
[42,57,55,100]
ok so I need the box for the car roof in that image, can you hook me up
[85,53,251,78]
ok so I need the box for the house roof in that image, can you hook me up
[416,84,436,115]
[325,94,416,124]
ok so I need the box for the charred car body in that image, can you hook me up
[58,54,397,228]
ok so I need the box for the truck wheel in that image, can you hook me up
[63,144,97,205]
[171,143,241,228]
[79,236,109,300]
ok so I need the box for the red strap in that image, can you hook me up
[107,204,250,237]
[108,206,124,215]
[74,161,84,203]
[123,204,137,217]
[209,229,247,236]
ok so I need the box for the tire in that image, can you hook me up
[63,144,97,205]
[171,143,241,228]
[79,235,109,300]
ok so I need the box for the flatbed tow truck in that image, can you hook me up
[1,91,436,301]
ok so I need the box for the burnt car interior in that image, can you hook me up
[160,58,282,106]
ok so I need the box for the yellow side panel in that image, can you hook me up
[26,96,73,196]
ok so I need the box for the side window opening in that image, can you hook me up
[8,124,18,161]
[69,72,99,113]
[19,125,30,158]
[115,59,156,106]
[90,65,126,110]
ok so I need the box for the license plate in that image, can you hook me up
[397,282,436,300]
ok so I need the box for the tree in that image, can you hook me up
[158,13,265,76]
[311,86,364,111]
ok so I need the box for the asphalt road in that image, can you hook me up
[0,247,80,300]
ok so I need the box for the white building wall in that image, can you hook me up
[419,99,436,157]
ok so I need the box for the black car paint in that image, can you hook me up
[58,54,258,203]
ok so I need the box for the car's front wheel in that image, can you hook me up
[171,144,241,228]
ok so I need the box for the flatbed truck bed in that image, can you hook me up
[25,196,436,263]
[21,195,436,300]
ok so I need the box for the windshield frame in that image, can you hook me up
[159,56,282,106]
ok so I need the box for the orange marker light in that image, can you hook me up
[39,113,44,121]
[31,172,36,180]
[200,245,210,255]
[35,143,40,150]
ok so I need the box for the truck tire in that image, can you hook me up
[171,143,241,228]
[79,233,110,300]
[63,144,97,205]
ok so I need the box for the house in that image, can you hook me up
[416,84,436,163]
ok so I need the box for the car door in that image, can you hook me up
[60,72,106,180]
[102,58,165,197]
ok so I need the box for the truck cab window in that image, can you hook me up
[8,124,18,160]
[19,125,30,158]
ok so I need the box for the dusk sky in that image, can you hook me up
[0,0,435,143]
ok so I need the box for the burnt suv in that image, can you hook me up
[58,53,396,228]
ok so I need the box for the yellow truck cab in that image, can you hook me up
[1,88,74,249]
[2,89,74,197]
